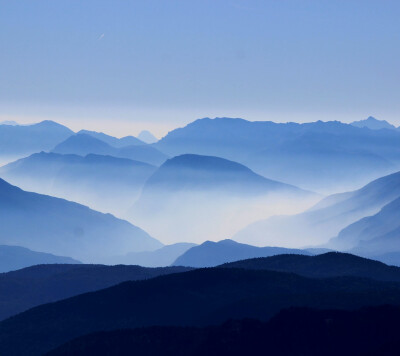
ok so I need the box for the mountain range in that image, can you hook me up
[1,253,400,355]
[350,116,398,130]
[0,177,161,262]
[52,133,168,166]
[223,252,400,281]
[77,130,145,147]
[0,120,73,164]
[0,152,157,216]
[46,305,400,356]
[234,169,400,248]
[155,117,400,192]
[0,263,191,321]
[130,154,317,243]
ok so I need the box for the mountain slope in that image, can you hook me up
[0,245,80,273]
[0,264,190,321]
[330,196,400,260]
[172,239,312,267]
[52,133,168,166]
[0,152,157,216]
[1,266,400,355]
[131,154,317,243]
[234,170,400,247]
[0,178,162,262]
[155,117,400,192]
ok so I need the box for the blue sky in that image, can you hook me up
[1,0,399,136]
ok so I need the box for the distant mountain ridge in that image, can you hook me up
[351,116,397,130]
[155,117,400,192]
[0,120,73,159]
[78,130,145,147]
[172,239,314,267]
[0,151,157,216]
[138,130,158,144]
[0,245,80,273]
[53,133,168,166]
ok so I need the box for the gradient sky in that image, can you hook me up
[1,0,399,136]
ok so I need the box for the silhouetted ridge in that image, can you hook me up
[0,263,191,321]
[2,263,400,355]
[47,305,400,356]
[222,252,400,282]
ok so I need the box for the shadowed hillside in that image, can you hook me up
[2,264,400,355]
[46,305,400,356]
[0,264,191,321]
[0,178,162,262]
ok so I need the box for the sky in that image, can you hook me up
[1,0,399,137]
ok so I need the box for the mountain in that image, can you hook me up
[47,305,400,356]
[0,152,157,216]
[138,130,158,144]
[330,196,400,261]
[0,120,73,162]
[0,121,18,126]
[172,239,312,267]
[107,243,196,267]
[52,133,168,166]
[234,170,400,247]
[0,245,80,273]
[0,178,162,262]
[155,117,400,192]
[0,264,191,321]
[351,116,397,130]
[78,130,144,147]
[131,154,317,243]
[223,252,400,282]
[2,265,400,355]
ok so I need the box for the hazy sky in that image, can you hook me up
[1,0,399,136]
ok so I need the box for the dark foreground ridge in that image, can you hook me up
[2,263,400,355]
[0,264,192,321]
[222,251,400,281]
[46,304,400,356]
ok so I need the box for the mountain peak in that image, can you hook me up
[138,130,158,144]
[351,116,396,130]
